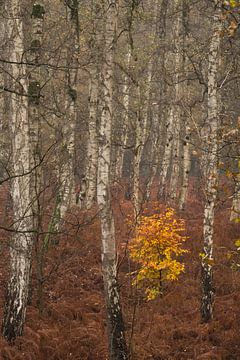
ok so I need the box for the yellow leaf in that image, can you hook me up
[235,239,240,248]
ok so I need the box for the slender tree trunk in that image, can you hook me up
[28,2,45,227]
[132,41,156,216]
[115,48,131,180]
[179,121,191,210]
[145,103,160,201]
[168,0,184,204]
[97,1,128,358]
[178,0,191,210]
[2,0,33,341]
[83,2,103,209]
[158,107,174,199]
[169,112,181,203]
[147,0,168,201]
[201,2,221,323]
[230,123,240,220]
[230,172,240,221]
[132,85,143,218]
[84,66,99,209]
[57,0,79,226]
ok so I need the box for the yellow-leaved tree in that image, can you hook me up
[129,208,188,300]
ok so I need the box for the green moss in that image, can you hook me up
[32,4,45,19]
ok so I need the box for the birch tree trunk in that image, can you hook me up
[143,0,167,201]
[115,48,131,180]
[145,0,168,201]
[145,103,160,201]
[201,2,221,323]
[178,0,191,210]
[132,83,147,217]
[230,124,240,221]
[28,3,45,227]
[2,0,33,341]
[230,174,240,221]
[179,121,191,210]
[132,0,159,217]
[57,0,79,226]
[83,4,101,209]
[83,66,99,209]
[168,0,184,204]
[158,107,174,199]
[97,1,128,358]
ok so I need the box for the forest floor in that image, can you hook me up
[0,178,240,360]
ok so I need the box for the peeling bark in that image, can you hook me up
[97,1,128,358]
[57,0,79,225]
[28,2,45,227]
[115,48,131,180]
[168,0,184,204]
[201,1,222,323]
[158,108,174,199]
[84,67,99,209]
[2,0,33,341]
[179,122,191,210]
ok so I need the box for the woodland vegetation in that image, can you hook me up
[0,0,240,359]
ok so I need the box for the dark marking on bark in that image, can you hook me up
[28,81,41,105]
[2,288,26,342]
[68,87,77,102]
[201,264,214,323]
[31,4,45,19]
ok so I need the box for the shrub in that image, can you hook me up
[129,208,188,300]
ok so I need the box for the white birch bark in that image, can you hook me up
[97,1,128,358]
[132,0,159,216]
[230,126,240,221]
[201,2,222,323]
[57,1,79,226]
[158,107,174,199]
[28,3,45,227]
[230,170,240,221]
[178,0,191,210]
[81,68,99,209]
[145,103,160,201]
[2,0,33,341]
[133,72,151,217]
[147,0,168,201]
[82,3,104,209]
[115,48,131,180]
[168,0,184,204]
[179,122,191,210]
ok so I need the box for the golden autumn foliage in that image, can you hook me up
[129,208,188,300]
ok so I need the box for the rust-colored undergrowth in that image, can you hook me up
[0,178,240,359]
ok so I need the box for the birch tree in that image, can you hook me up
[56,0,79,225]
[229,120,240,221]
[2,0,33,341]
[179,121,191,210]
[83,3,101,209]
[97,0,128,358]
[28,3,45,227]
[83,66,99,209]
[179,0,191,210]
[158,107,174,199]
[168,0,184,204]
[231,175,240,221]
[201,1,222,323]
[132,0,159,217]
[145,0,168,201]
[132,64,152,217]
[115,47,131,180]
